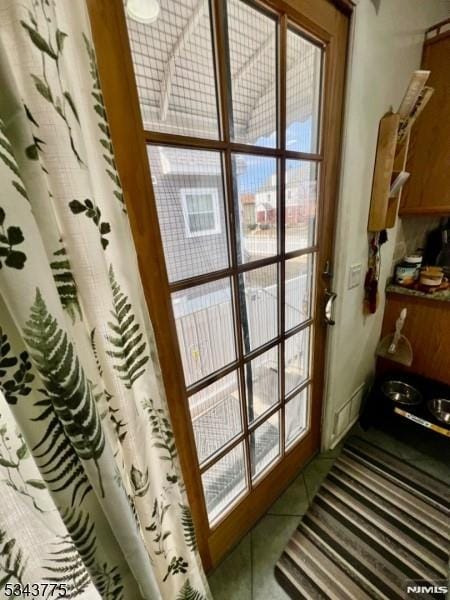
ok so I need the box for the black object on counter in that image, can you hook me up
[423,217,450,267]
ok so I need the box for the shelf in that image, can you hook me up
[398,206,450,216]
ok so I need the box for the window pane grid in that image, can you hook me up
[148,145,230,282]
[171,277,237,387]
[169,246,319,294]
[227,0,278,148]
[286,26,323,154]
[145,134,324,160]
[232,154,278,264]
[284,326,311,396]
[285,377,310,404]
[245,345,279,424]
[285,252,316,332]
[197,377,310,485]
[285,160,319,253]
[198,379,314,476]
[199,399,282,474]
[239,263,278,354]
[285,385,310,449]
[190,370,243,465]
[135,0,324,525]
[250,411,281,481]
[127,0,220,139]
[202,441,248,524]
[185,317,313,398]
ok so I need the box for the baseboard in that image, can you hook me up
[329,383,366,448]
[329,414,360,448]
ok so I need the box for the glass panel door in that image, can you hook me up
[126,0,324,528]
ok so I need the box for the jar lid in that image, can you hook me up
[421,266,443,276]
[404,255,422,264]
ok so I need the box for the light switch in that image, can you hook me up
[348,263,362,289]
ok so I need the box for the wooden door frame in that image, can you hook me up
[87,0,351,570]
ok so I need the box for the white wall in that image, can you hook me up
[322,0,450,449]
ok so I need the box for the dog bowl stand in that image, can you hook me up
[393,407,450,438]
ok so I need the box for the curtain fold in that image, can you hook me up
[0,1,209,598]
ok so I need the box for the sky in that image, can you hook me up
[238,119,313,193]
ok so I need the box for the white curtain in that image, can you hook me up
[0,1,209,598]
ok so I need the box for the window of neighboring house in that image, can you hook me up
[181,188,221,237]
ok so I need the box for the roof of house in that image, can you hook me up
[127,0,319,142]
[241,193,256,205]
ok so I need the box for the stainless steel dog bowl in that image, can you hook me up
[428,399,450,425]
[381,380,422,406]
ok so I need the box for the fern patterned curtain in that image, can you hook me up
[0,1,209,599]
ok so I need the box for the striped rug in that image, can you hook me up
[275,437,450,599]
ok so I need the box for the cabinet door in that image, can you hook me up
[400,31,450,215]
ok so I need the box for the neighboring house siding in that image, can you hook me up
[150,150,229,284]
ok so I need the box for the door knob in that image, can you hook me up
[324,290,337,325]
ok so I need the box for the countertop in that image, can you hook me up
[386,280,450,303]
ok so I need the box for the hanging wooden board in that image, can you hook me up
[367,112,400,231]
[385,130,411,228]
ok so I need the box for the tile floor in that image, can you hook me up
[207,422,450,599]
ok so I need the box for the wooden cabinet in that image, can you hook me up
[378,291,450,385]
[399,20,450,216]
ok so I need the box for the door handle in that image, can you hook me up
[324,290,337,326]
